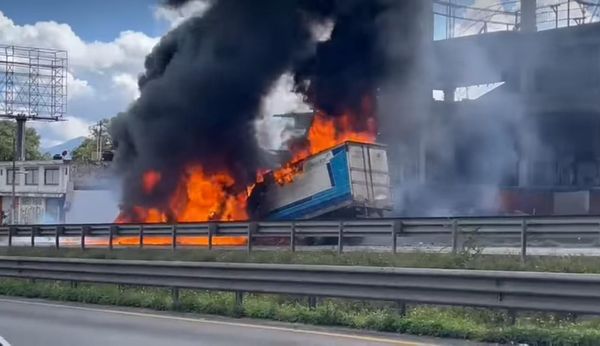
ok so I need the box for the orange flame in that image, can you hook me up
[272,99,377,185]
[143,170,161,194]
[117,96,377,225]
[62,236,247,247]
[171,166,248,222]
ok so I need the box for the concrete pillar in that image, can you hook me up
[518,0,537,177]
[520,0,537,33]
[418,0,434,184]
[443,87,455,102]
[518,159,529,187]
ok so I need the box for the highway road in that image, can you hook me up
[0,298,465,346]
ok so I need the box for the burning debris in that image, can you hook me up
[110,0,425,223]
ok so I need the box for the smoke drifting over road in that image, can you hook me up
[110,0,427,219]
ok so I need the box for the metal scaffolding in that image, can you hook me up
[0,44,68,225]
[0,44,68,121]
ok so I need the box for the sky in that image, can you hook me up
[0,0,209,148]
[0,0,168,41]
[0,0,595,148]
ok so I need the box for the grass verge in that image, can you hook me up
[1,278,600,345]
[3,247,600,273]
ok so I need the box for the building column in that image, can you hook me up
[418,0,435,184]
[520,0,537,33]
[517,0,537,187]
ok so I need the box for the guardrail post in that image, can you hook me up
[139,225,144,249]
[247,222,257,253]
[235,291,244,312]
[521,219,528,263]
[109,225,116,250]
[55,226,62,249]
[7,226,13,247]
[30,226,37,247]
[308,296,317,310]
[171,224,177,250]
[290,222,296,252]
[171,287,180,310]
[508,310,517,325]
[81,226,88,250]
[396,301,407,316]
[451,219,459,254]
[337,221,344,254]
[208,223,216,250]
[392,220,402,254]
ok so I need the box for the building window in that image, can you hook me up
[25,168,39,186]
[6,169,20,185]
[44,168,60,185]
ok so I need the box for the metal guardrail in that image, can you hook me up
[1,215,600,260]
[1,256,600,315]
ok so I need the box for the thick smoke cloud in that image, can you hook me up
[111,0,428,218]
[111,0,318,214]
[293,1,386,117]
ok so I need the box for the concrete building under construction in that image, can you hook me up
[424,1,600,216]
[281,0,600,217]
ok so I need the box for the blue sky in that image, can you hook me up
[0,0,167,41]
[0,0,194,147]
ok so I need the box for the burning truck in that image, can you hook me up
[111,0,427,226]
[249,141,392,220]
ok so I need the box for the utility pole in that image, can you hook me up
[96,120,104,162]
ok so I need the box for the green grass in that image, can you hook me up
[2,278,600,345]
[3,246,600,273]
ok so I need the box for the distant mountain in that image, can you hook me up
[43,136,87,156]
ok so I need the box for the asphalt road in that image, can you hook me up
[0,298,450,346]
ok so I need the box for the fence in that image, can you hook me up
[2,215,600,260]
[1,256,600,315]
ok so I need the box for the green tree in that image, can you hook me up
[0,120,44,161]
[72,118,114,162]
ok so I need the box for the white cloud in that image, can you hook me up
[0,12,159,76]
[0,10,159,146]
[112,73,140,101]
[67,72,94,100]
[153,1,210,28]
[31,116,91,148]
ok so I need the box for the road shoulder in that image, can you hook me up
[0,296,489,346]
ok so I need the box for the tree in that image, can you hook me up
[0,120,44,161]
[72,118,114,162]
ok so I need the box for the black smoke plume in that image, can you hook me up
[111,0,426,219]
[111,0,318,216]
[293,1,387,118]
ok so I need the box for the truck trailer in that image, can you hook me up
[250,141,392,220]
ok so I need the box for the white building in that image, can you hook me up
[0,160,120,225]
[0,160,70,224]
